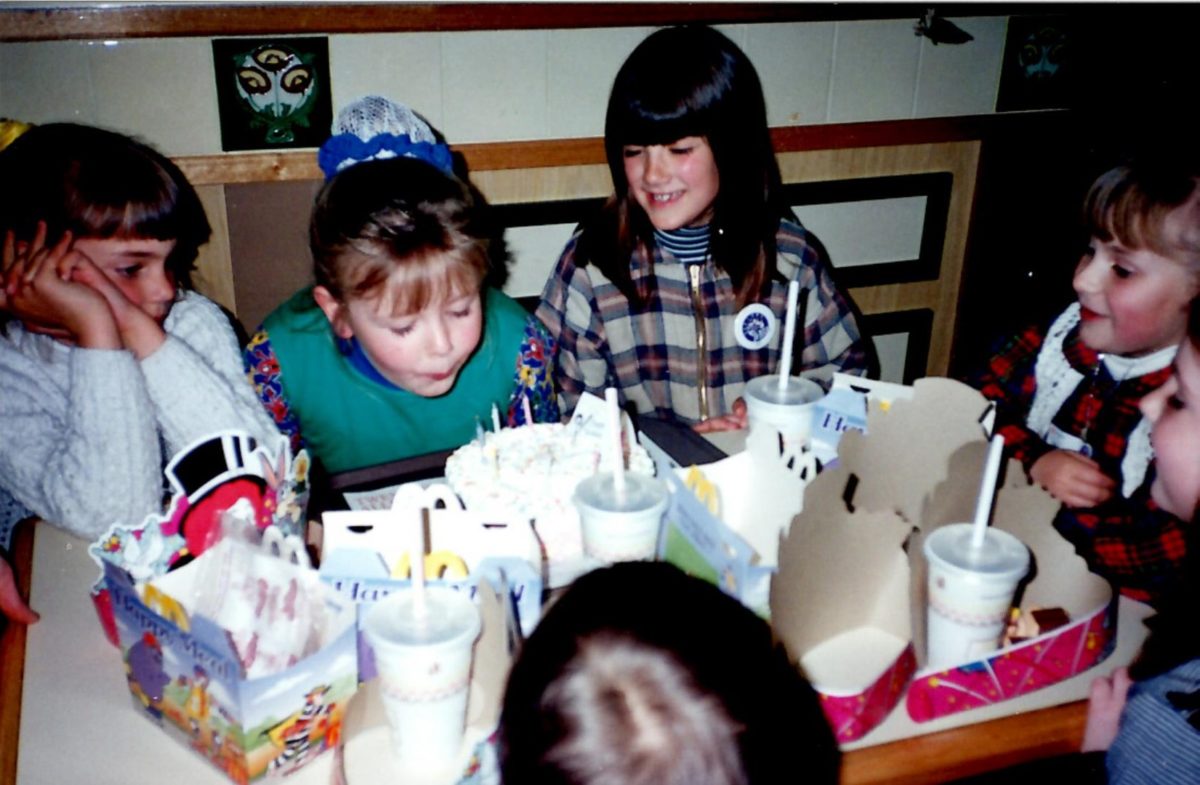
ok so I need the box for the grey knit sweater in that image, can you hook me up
[0,290,280,544]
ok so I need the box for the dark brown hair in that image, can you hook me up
[577,25,793,309]
[0,122,211,288]
[309,156,489,315]
[499,562,839,785]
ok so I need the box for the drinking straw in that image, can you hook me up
[413,508,428,619]
[971,434,1006,548]
[522,392,533,426]
[777,280,801,391]
[605,387,627,502]
[491,402,502,433]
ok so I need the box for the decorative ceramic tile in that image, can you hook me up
[211,37,333,151]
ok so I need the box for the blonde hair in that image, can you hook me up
[1084,163,1200,271]
[309,156,489,316]
[540,633,748,785]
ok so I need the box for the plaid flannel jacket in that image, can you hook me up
[535,219,868,424]
[970,309,1186,604]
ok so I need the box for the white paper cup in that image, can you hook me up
[923,523,1030,669]
[362,586,481,768]
[573,472,670,563]
[743,375,825,448]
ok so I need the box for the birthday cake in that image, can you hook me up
[443,422,655,585]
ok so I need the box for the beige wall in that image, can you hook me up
[0,17,1010,154]
[0,15,1013,380]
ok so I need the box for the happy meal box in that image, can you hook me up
[319,481,543,680]
[658,424,813,616]
[90,430,311,646]
[100,535,358,784]
[770,377,1116,744]
[904,445,1116,724]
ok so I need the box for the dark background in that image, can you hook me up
[948,5,1197,377]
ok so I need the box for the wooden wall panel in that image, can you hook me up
[192,184,237,315]
[183,131,981,378]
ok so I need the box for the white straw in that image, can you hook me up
[605,387,627,502]
[491,402,502,433]
[971,435,1006,549]
[777,280,801,391]
[413,508,428,619]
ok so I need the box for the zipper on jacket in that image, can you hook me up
[688,264,710,420]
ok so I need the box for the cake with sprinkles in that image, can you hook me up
[444,422,655,585]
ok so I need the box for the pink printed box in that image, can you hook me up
[771,378,1116,743]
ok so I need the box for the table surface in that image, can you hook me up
[2,518,1153,785]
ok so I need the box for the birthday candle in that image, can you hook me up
[491,403,502,432]
[522,393,534,426]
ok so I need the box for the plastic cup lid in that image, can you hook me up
[745,374,824,406]
[365,587,480,648]
[574,473,668,514]
[924,523,1029,577]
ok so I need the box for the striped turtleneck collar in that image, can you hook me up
[654,225,710,264]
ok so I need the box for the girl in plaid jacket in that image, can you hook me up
[536,25,869,429]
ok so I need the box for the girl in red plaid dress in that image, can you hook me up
[973,158,1200,603]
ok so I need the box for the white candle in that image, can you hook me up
[491,403,502,432]
[522,393,533,426]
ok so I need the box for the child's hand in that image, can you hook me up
[1081,666,1132,752]
[2,226,122,349]
[694,397,748,433]
[0,553,39,626]
[1030,449,1116,508]
[67,251,166,359]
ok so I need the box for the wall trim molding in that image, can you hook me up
[175,111,1069,185]
[0,3,1050,43]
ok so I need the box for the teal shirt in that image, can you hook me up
[262,286,531,474]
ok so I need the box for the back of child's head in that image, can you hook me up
[308,156,490,316]
[1082,156,1200,272]
[592,25,788,305]
[0,122,210,287]
[499,561,840,785]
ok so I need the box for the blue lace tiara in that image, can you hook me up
[317,132,455,180]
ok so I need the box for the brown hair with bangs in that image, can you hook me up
[0,122,211,289]
[1083,160,1200,272]
[310,156,489,316]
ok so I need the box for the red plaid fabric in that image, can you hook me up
[971,316,1170,487]
[968,309,1186,605]
[1056,478,1190,605]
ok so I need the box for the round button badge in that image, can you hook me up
[734,303,777,350]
